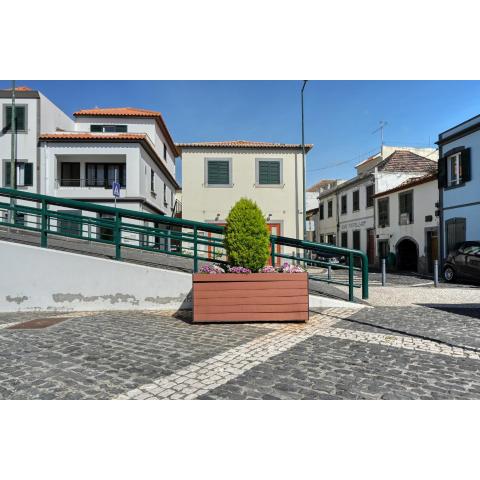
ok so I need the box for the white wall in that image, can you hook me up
[39,93,75,133]
[74,116,176,177]
[0,241,192,312]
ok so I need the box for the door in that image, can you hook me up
[267,223,281,266]
[367,229,375,265]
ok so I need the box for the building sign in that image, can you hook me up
[340,219,368,231]
[112,182,121,198]
[306,220,315,232]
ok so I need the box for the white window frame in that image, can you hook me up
[447,152,462,186]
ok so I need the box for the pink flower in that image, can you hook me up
[199,264,225,274]
[279,262,304,273]
[259,265,276,273]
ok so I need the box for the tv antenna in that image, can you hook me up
[372,121,388,149]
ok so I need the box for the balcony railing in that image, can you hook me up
[55,178,127,189]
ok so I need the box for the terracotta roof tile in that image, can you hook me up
[176,140,313,152]
[1,85,33,92]
[39,132,147,141]
[73,107,162,118]
[377,150,437,173]
[307,179,336,192]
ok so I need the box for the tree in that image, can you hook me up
[224,198,270,271]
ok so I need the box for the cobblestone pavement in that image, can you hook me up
[1,304,480,400]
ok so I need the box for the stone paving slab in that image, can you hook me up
[335,306,480,350]
[0,311,272,399]
[199,335,480,400]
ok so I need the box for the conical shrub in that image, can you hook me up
[224,198,270,271]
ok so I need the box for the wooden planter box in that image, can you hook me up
[192,272,309,323]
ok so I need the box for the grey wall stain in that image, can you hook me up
[52,293,140,305]
[6,295,28,304]
[144,293,188,305]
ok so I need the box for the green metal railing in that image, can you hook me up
[0,188,368,301]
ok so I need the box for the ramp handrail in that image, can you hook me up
[0,187,368,301]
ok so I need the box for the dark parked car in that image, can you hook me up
[443,241,480,283]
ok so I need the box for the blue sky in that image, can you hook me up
[2,80,480,186]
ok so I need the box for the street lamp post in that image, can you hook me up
[301,80,308,240]
[9,80,17,224]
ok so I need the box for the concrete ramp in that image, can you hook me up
[0,240,192,312]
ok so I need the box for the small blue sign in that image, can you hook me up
[112,182,121,198]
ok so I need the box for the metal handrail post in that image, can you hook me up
[361,254,369,299]
[115,212,121,260]
[348,252,354,302]
[271,237,276,267]
[40,199,48,248]
[193,226,198,272]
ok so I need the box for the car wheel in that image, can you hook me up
[444,266,455,282]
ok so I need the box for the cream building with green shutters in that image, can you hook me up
[177,141,313,242]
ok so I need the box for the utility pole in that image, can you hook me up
[301,80,308,240]
[372,120,388,152]
[10,80,17,189]
[9,80,17,224]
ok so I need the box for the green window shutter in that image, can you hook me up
[24,163,33,186]
[208,161,230,185]
[16,107,26,131]
[258,161,280,185]
[5,163,11,187]
[438,157,447,188]
[461,148,471,182]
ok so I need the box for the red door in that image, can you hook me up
[267,223,282,266]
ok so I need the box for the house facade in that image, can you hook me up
[317,146,438,266]
[177,141,313,245]
[437,114,480,265]
[1,87,180,247]
[373,173,439,274]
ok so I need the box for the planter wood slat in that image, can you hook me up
[193,272,309,323]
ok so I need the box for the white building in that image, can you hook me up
[177,140,313,243]
[316,146,438,265]
[373,173,439,274]
[1,86,181,248]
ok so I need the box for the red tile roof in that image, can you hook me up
[74,107,162,118]
[39,132,180,189]
[0,86,33,92]
[39,132,147,141]
[176,140,313,152]
[377,150,437,173]
[374,172,437,198]
[73,107,179,157]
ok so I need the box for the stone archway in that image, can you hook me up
[396,237,418,272]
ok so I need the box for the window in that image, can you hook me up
[341,231,348,248]
[5,162,33,187]
[399,190,413,224]
[353,230,361,250]
[150,169,155,192]
[319,203,324,220]
[439,148,471,188]
[446,217,466,254]
[98,213,115,241]
[206,159,231,186]
[327,200,333,218]
[60,163,80,187]
[90,125,127,133]
[86,163,126,188]
[163,143,167,161]
[257,159,282,185]
[447,153,462,186]
[352,190,360,212]
[366,184,374,208]
[164,184,168,205]
[3,105,27,132]
[378,197,389,227]
[341,195,347,215]
[327,234,336,245]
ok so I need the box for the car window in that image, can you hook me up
[463,245,480,255]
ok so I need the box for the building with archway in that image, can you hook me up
[373,173,439,274]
